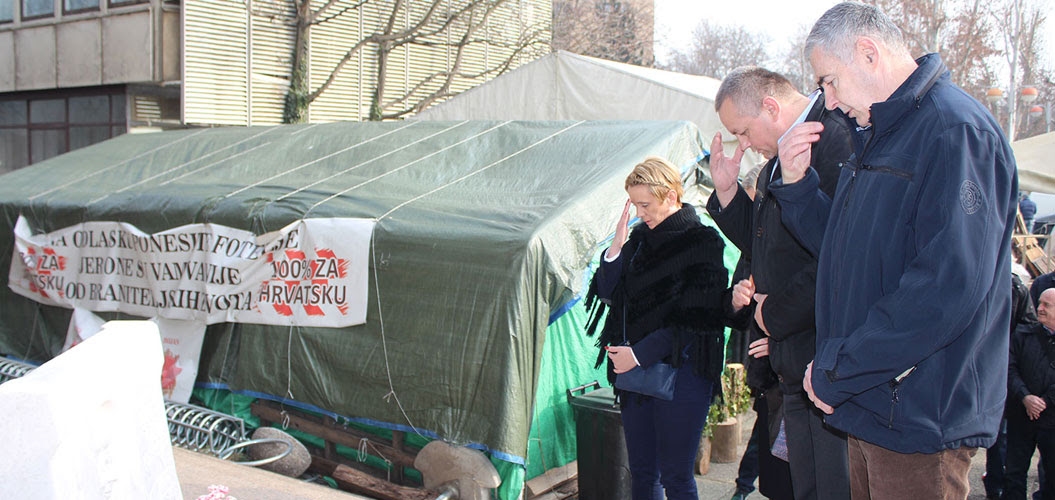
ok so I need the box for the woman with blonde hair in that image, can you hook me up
[585,156,728,500]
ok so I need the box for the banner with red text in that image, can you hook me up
[9,216,375,327]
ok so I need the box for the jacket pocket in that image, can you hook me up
[862,163,914,180]
[886,366,915,429]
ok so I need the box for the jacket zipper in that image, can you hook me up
[831,129,877,303]
[886,367,914,429]
[860,164,914,180]
[887,380,901,429]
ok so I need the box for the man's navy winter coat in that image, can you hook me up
[769,53,1018,453]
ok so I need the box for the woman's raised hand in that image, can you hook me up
[608,199,632,259]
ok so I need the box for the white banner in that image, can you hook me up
[154,317,206,403]
[62,308,106,352]
[9,216,375,327]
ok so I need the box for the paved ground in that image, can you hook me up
[695,409,1042,500]
[173,408,1042,500]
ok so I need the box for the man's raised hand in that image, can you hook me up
[710,132,746,208]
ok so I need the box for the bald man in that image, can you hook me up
[1004,288,1055,499]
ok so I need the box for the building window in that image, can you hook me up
[0,101,29,173]
[21,0,53,19]
[64,0,99,14]
[0,0,14,23]
[0,90,127,174]
[109,0,147,7]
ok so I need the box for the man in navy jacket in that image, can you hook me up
[769,2,1018,498]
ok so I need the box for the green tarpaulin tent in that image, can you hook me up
[0,120,737,498]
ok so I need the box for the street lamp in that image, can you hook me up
[1021,86,1039,105]
[985,86,1043,140]
[987,88,1005,105]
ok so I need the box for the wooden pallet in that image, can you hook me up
[1013,212,1053,277]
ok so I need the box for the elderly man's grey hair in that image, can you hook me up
[714,66,799,115]
[805,2,909,63]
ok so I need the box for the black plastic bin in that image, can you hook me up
[567,381,632,500]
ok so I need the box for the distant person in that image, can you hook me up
[771,2,1018,498]
[1003,288,1055,500]
[984,273,1038,499]
[584,157,729,500]
[1021,192,1038,233]
[741,164,763,201]
[1032,271,1055,308]
[707,66,851,500]
[728,328,795,500]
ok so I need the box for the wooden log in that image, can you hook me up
[330,462,439,500]
[710,418,740,463]
[251,400,418,469]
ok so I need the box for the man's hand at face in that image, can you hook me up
[777,121,823,185]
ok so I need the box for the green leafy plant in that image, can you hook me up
[703,363,750,438]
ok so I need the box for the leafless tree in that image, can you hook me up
[777,24,815,94]
[253,0,549,123]
[862,0,998,102]
[552,0,655,66]
[663,21,771,79]
[1019,69,1055,137]
[992,0,1048,139]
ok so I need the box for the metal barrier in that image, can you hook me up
[165,401,247,457]
[0,356,291,467]
[0,358,37,384]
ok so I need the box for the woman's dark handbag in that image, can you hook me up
[612,299,677,401]
[615,361,677,400]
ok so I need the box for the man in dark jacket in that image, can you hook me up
[986,274,1039,499]
[706,66,852,500]
[769,2,1018,498]
[1022,193,1038,233]
[1032,271,1055,307]
[1004,288,1055,499]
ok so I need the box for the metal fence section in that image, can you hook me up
[165,401,248,456]
[0,357,37,384]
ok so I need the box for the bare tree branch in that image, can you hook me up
[552,0,654,66]
[272,0,548,122]
[311,0,375,25]
[664,20,770,79]
[306,37,376,101]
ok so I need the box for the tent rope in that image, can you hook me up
[223,120,421,201]
[370,233,427,439]
[304,120,502,214]
[21,304,42,362]
[365,121,586,441]
[27,128,211,201]
[375,121,586,221]
[86,127,281,206]
[281,323,296,430]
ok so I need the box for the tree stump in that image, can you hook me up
[694,436,711,475]
[710,418,741,463]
